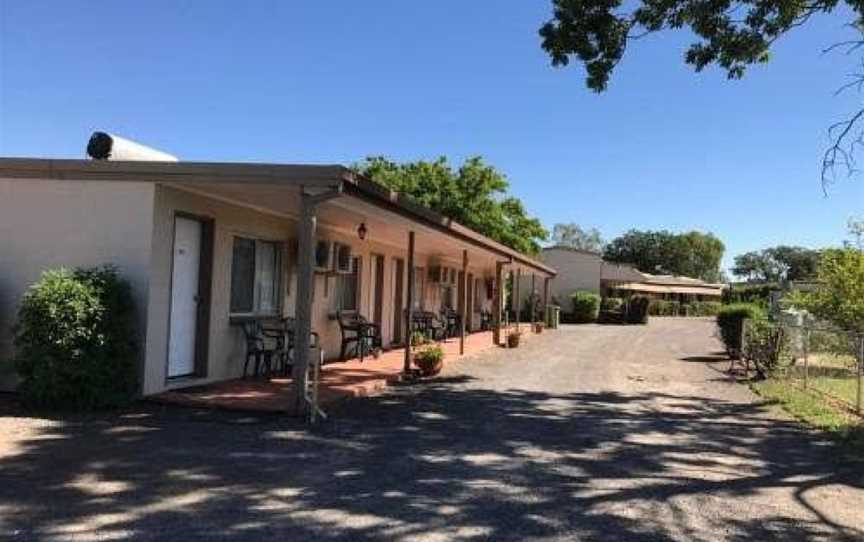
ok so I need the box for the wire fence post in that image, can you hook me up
[802,327,809,390]
[858,334,863,416]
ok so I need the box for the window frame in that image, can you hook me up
[229,235,284,317]
[331,255,361,313]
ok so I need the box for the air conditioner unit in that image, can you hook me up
[333,242,353,274]
[314,239,332,272]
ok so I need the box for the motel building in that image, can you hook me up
[0,134,555,414]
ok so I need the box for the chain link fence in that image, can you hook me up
[744,321,864,415]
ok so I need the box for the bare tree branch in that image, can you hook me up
[821,108,864,194]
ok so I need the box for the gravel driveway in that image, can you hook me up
[1,319,862,541]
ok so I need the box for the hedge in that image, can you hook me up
[649,300,722,317]
[13,266,139,409]
[569,291,601,323]
[716,303,766,358]
[626,296,650,324]
[723,283,778,307]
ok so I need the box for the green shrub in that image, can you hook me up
[598,297,626,324]
[600,297,624,312]
[569,291,601,323]
[689,301,723,317]
[648,300,722,317]
[649,300,679,316]
[626,296,650,324]
[716,303,765,358]
[723,283,777,307]
[14,266,138,409]
[743,320,794,379]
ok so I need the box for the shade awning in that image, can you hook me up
[610,282,724,296]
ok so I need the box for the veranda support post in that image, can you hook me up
[292,188,339,416]
[531,273,536,326]
[403,231,415,374]
[514,268,521,333]
[543,276,550,325]
[493,261,505,346]
[459,249,468,355]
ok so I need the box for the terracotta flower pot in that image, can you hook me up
[414,355,443,377]
[533,323,544,334]
[507,333,521,348]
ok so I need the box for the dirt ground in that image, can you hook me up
[1,318,862,541]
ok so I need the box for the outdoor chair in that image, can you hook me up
[441,309,460,338]
[418,311,446,341]
[261,318,294,377]
[241,320,276,379]
[480,310,492,331]
[336,311,382,362]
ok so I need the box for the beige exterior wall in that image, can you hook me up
[0,179,155,391]
[144,186,498,395]
[538,248,603,310]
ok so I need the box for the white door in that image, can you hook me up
[168,216,202,378]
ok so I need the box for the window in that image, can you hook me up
[412,267,424,310]
[441,284,454,310]
[314,240,332,271]
[230,237,282,315]
[332,256,360,312]
[333,243,352,273]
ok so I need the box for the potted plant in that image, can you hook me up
[507,330,522,348]
[410,331,429,348]
[533,321,544,334]
[413,343,444,376]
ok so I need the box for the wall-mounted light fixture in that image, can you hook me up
[357,222,368,240]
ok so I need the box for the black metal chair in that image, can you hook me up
[441,309,461,338]
[337,311,382,362]
[416,311,445,341]
[479,310,492,331]
[261,318,294,377]
[241,320,276,378]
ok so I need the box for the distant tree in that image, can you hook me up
[789,248,864,332]
[848,217,864,250]
[356,156,547,255]
[550,223,605,252]
[603,229,724,282]
[538,0,864,188]
[672,231,727,283]
[731,251,774,282]
[732,246,821,282]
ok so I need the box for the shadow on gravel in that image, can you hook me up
[0,380,862,541]
[679,355,728,363]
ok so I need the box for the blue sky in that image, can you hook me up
[1,1,862,272]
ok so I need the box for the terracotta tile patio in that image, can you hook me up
[151,327,535,413]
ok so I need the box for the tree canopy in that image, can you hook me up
[550,223,605,252]
[539,0,864,185]
[355,156,548,255]
[789,248,864,332]
[848,217,864,249]
[603,229,725,282]
[732,246,822,282]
